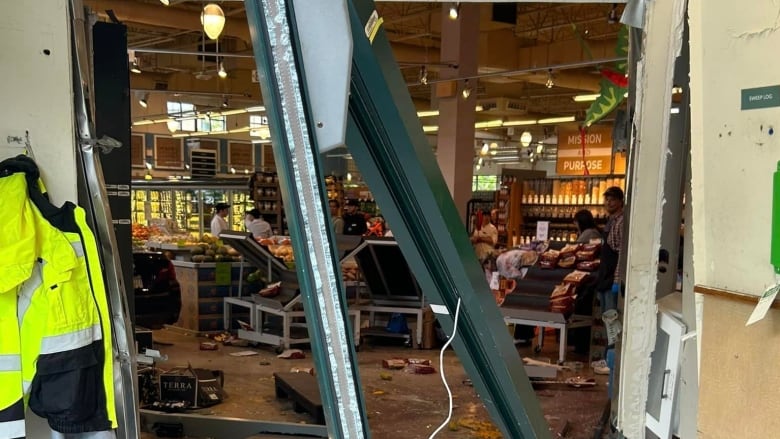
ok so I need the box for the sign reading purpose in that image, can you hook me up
[556,124,614,175]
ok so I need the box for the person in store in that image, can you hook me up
[210,202,231,237]
[596,186,625,313]
[342,199,367,235]
[574,209,602,243]
[470,209,498,262]
[245,208,272,239]
[329,199,344,234]
[593,186,626,398]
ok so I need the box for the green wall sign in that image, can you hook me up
[741,85,780,110]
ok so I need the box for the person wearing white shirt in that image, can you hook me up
[210,202,230,237]
[245,208,272,239]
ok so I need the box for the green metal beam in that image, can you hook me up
[245,1,370,437]
[344,1,551,438]
[245,0,551,436]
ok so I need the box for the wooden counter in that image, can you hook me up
[172,261,253,332]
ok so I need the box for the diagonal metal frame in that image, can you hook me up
[244,1,369,438]
[245,0,550,437]
[344,1,549,437]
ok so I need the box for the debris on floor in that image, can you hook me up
[199,342,218,351]
[456,417,502,439]
[229,350,259,357]
[404,363,436,374]
[277,349,306,359]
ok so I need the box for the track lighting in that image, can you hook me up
[545,69,555,89]
[419,66,428,85]
[130,60,141,74]
[139,93,149,108]
[448,3,459,20]
[218,62,227,79]
[222,98,229,108]
[536,143,544,154]
[160,0,170,5]
[462,79,472,99]
[480,142,489,156]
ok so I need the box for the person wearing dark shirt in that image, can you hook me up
[574,209,601,243]
[342,199,367,235]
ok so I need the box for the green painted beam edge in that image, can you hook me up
[244,1,370,437]
[345,1,551,438]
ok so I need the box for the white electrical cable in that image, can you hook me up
[428,297,463,439]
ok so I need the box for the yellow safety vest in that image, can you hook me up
[0,172,116,437]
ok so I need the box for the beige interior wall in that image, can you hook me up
[689,0,780,436]
[1,0,77,203]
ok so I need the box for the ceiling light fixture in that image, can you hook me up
[167,120,179,133]
[222,98,229,108]
[480,142,489,156]
[448,3,459,20]
[502,119,537,127]
[545,69,555,89]
[422,125,439,133]
[538,116,576,124]
[536,143,544,154]
[128,50,141,74]
[670,107,680,114]
[490,142,498,149]
[130,60,141,74]
[572,93,601,102]
[419,66,428,85]
[139,93,149,108]
[475,164,481,170]
[477,157,484,166]
[201,4,226,40]
[672,86,683,94]
[520,131,533,147]
[160,0,170,5]
[474,120,503,129]
[462,79,472,99]
[475,104,484,112]
[218,61,227,79]
[417,110,439,117]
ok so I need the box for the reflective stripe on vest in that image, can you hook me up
[0,355,20,372]
[16,262,42,326]
[39,323,102,355]
[0,419,24,438]
[71,240,85,258]
[0,399,24,438]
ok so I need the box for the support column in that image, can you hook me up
[436,3,479,222]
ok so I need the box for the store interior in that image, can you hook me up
[3,1,708,439]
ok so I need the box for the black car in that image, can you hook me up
[133,251,181,329]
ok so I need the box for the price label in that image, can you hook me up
[536,221,550,241]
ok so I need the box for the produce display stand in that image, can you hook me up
[345,238,426,348]
[500,264,595,364]
[218,231,361,352]
[500,307,592,364]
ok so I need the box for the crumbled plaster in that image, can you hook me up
[731,3,780,39]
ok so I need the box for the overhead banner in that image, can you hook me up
[556,124,614,175]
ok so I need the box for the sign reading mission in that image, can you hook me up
[556,124,614,175]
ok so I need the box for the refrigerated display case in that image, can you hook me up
[132,179,252,237]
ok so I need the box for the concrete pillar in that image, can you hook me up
[436,3,479,222]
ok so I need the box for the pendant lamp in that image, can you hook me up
[201,4,225,40]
